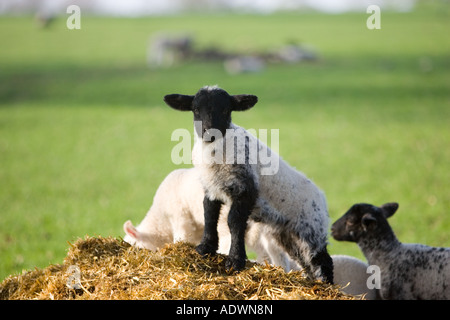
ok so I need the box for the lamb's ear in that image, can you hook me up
[123,220,139,240]
[381,202,399,219]
[231,94,258,111]
[361,213,377,231]
[164,94,194,111]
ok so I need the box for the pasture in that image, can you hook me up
[0,5,449,281]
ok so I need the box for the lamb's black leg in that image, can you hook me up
[196,197,222,256]
[311,247,334,284]
[263,222,334,284]
[226,200,252,271]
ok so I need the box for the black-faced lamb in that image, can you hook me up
[331,202,450,300]
[164,85,333,282]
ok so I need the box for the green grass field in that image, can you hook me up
[1,4,449,281]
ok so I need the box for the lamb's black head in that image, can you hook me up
[331,202,399,242]
[164,86,258,142]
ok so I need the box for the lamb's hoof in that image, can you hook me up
[195,243,217,257]
[225,257,246,272]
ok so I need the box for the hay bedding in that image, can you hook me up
[0,236,357,300]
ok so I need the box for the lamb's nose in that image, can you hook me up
[330,225,336,235]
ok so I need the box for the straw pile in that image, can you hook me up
[0,236,358,300]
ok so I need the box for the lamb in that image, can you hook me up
[331,202,450,300]
[331,255,377,299]
[123,168,225,253]
[164,85,333,282]
[123,168,203,250]
[123,167,272,264]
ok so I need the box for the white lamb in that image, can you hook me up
[123,168,269,262]
[331,255,377,299]
[124,168,218,251]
